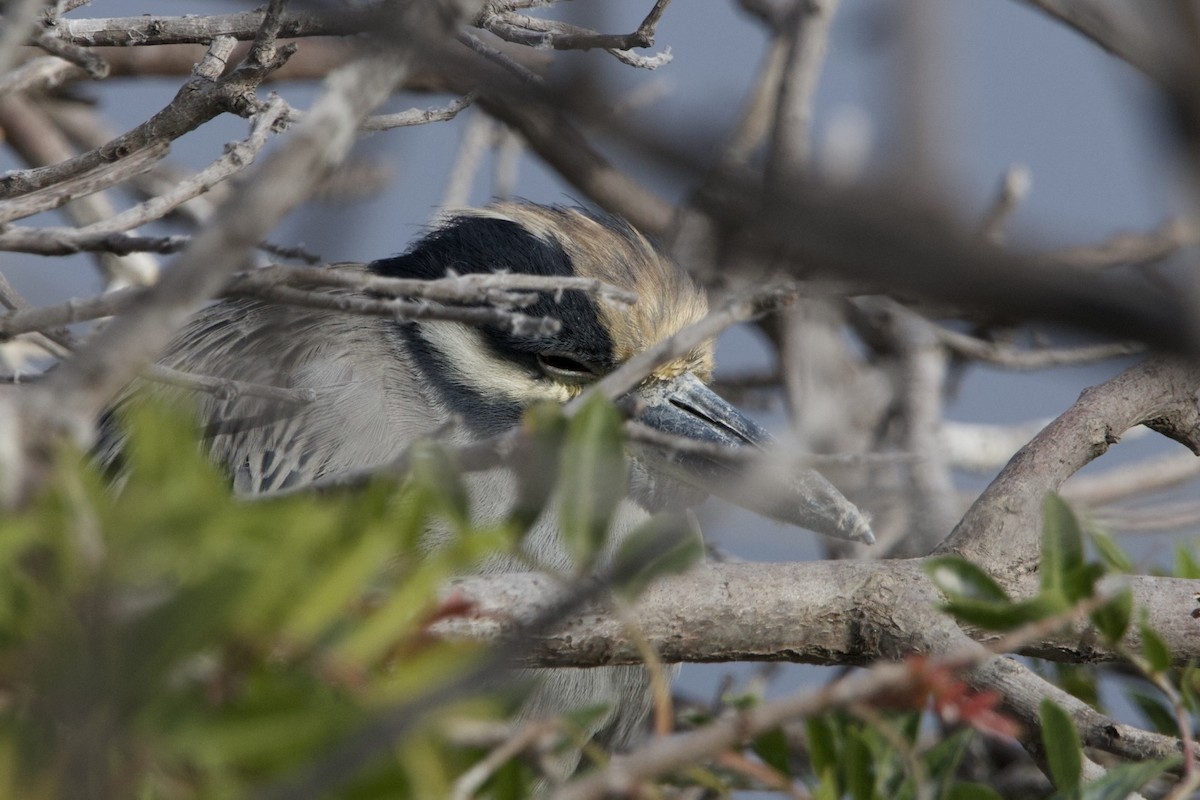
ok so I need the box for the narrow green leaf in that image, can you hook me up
[1081,756,1181,800]
[946,784,1004,800]
[805,716,839,782]
[1041,494,1085,602]
[510,402,567,530]
[925,556,1011,603]
[940,595,1061,632]
[408,440,470,529]
[1089,589,1132,645]
[752,727,792,778]
[612,512,703,599]
[1062,562,1105,607]
[1175,543,1200,579]
[1053,663,1102,710]
[1128,690,1177,735]
[844,728,874,800]
[812,767,839,800]
[1039,699,1082,796]
[558,393,628,570]
[280,525,394,644]
[1182,664,1200,717]
[1089,529,1132,573]
[1138,618,1172,673]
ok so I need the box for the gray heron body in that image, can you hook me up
[150,202,870,775]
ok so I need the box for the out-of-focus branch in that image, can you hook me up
[1062,452,1200,506]
[980,163,1032,244]
[933,326,1144,369]
[572,283,797,408]
[1048,218,1200,269]
[0,0,44,80]
[1012,0,1164,82]
[0,4,464,505]
[0,34,273,199]
[0,138,168,225]
[53,8,374,47]
[480,92,675,235]
[478,0,673,69]
[764,0,840,189]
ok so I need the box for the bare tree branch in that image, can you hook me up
[938,357,1200,588]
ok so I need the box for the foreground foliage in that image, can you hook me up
[0,405,1191,798]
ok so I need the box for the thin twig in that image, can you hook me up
[934,325,1143,369]
[0,267,634,340]
[979,163,1032,244]
[449,719,559,800]
[1047,218,1200,270]
[143,364,316,406]
[571,283,798,411]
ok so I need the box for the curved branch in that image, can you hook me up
[937,358,1200,586]
[434,562,1200,667]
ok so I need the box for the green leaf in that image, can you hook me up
[946,784,1004,800]
[1128,690,1177,735]
[812,767,839,800]
[1039,699,1082,796]
[408,440,470,529]
[612,512,704,599]
[1182,664,1200,717]
[1041,494,1086,602]
[510,402,567,530]
[940,595,1061,632]
[1138,617,1172,673]
[280,521,394,644]
[1089,588,1132,645]
[1089,529,1132,573]
[805,716,839,783]
[925,556,1010,603]
[844,727,874,800]
[752,727,792,778]
[1062,562,1105,608]
[558,393,628,570]
[1174,543,1200,579]
[1081,756,1181,800]
[1052,663,1101,710]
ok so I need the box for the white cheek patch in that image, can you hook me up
[421,322,572,404]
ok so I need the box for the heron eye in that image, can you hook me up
[536,353,597,383]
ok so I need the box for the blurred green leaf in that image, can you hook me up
[408,440,471,530]
[558,393,628,570]
[1089,588,1132,646]
[1128,690,1177,735]
[844,727,874,800]
[946,784,1004,800]
[1182,664,1200,718]
[1052,663,1102,711]
[925,557,1010,603]
[510,402,568,530]
[611,512,703,599]
[1174,543,1200,579]
[813,767,839,800]
[1040,699,1082,798]
[752,727,792,778]
[940,595,1061,632]
[806,716,839,784]
[1138,617,1172,673]
[1088,528,1132,573]
[1081,756,1180,800]
[1042,494,1086,603]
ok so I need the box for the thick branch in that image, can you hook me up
[434,562,1200,668]
[53,8,374,47]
